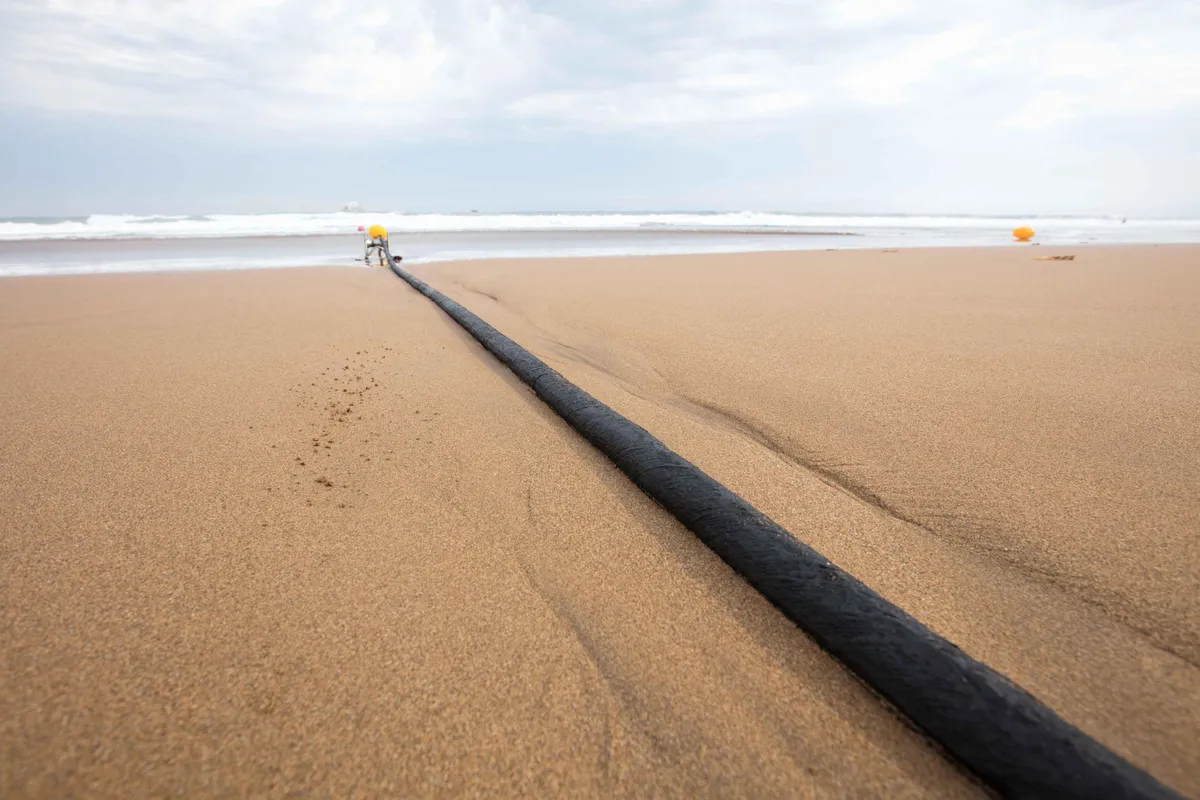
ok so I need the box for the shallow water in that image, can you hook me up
[2,213,1198,277]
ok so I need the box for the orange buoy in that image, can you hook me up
[1013,226,1035,242]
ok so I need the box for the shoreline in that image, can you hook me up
[0,240,1187,280]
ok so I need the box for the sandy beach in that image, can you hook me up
[2,246,1198,796]
[416,244,1200,792]
[0,265,977,797]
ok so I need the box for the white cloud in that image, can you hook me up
[515,0,1200,133]
[0,0,559,130]
[1004,90,1078,129]
[0,0,1197,135]
[821,0,916,29]
[839,25,983,106]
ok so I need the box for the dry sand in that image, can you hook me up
[414,244,1200,796]
[1,267,979,797]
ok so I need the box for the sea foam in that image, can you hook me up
[3,211,1199,242]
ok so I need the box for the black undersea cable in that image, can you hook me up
[388,258,1180,800]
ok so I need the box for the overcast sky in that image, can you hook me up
[1,0,1197,216]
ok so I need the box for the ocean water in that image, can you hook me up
[2,212,1198,277]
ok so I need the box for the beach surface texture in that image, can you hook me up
[2,246,1197,796]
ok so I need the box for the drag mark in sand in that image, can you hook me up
[535,329,1044,584]
[525,322,943,535]
[518,486,621,786]
[387,261,1179,800]
[525,328,1134,651]
[673,394,930,530]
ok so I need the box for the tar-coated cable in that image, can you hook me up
[389,259,1179,800]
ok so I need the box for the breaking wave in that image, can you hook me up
[4,211,1199,242]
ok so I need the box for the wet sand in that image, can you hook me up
[0,229,858,278]
[414,244,1200,795]
[0,267,977,797]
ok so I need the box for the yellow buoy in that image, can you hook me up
[1013,226,1035,242]
[367,224,388,240]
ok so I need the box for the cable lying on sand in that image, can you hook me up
[388,258,1179,800]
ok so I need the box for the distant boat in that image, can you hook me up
[343,202,362,212]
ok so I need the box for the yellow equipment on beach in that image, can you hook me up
[1013,226,1035,241]
[363,224,395,266]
